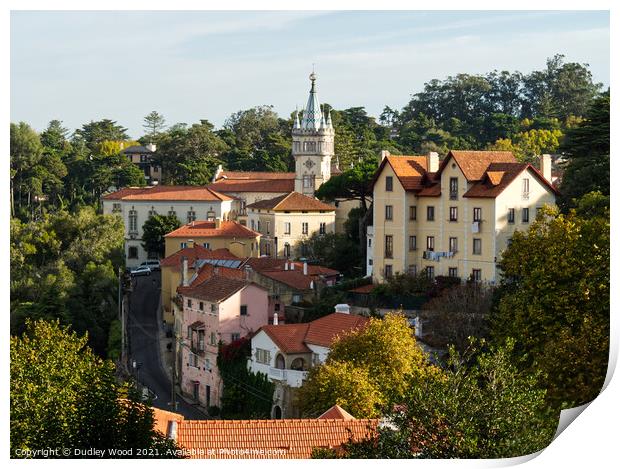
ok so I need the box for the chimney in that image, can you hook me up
[426,152,439,173]
[540,154,552,182]
[303,262,308,276]
[290,262,295,271]
[284,261,289,271]
[212,164,223,183]
[244,265,251,281]
[380,150,390,161]
[215,218,221,229]
[181,257,189,287]
[273,312,279,326]
[166,421,178,440]
[335,303,350,314]
[146,143,156,152]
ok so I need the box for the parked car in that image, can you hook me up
[130,266,151,277]
[140,260,161,271]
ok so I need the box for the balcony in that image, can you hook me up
[267,367,308,388]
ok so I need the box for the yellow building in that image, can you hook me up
[164,220,261,258]
[371,150,557,284]
[246,192,336,258]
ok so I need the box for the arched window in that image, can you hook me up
[273,406,282,419]
[291,357,305,371]
[275,354,285,369]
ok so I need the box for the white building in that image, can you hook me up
[248,311,369,418]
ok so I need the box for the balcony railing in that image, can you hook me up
[267,367,308,387]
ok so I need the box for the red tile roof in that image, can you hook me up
[259,269,316,291]
[246,192,335,211]
[259,312,369,354]
[317,405,356,421]
[372,155,429,192]
[178,276,256,303]
[190,262,246,285]
[165,220,260,239]
[102,185,232,201]
[215,171,296,181]
[160,245,239,269]
[209,178,295,193]
[175,418,378,459]
[441,150,517,181]
[463,163,559,198]
[348,284,375,294]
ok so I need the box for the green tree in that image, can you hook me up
[330,340,556,459]
[296,232,362,278]
[143,111,167,141]
[74,119,130,151]
[298,314,439,418]
[491,203,609,409]
[141,214,182,258]
[10,122,44,218]
[11,320,180,458]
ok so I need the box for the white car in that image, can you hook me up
[130,266,151,277]
[140,260,161,271]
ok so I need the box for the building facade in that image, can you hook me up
[371,150,558,283]
[122,144,161,184]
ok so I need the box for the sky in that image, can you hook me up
[10,10,610,139]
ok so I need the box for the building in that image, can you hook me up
[176,275,270,409]
[249,311,369,418]
[122,144,161,184]
[102,186,236,267]
[371,150,558,283]
[164,220,261,258]
[246,192,336,258]
[153,405,378,459]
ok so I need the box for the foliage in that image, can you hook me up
[107,319,122,360]
[559,93,610,209]
[217,338,275,419]
[11,320,181,458]
[141,214,182,258]
[488,127,563,163]
[315,156,376,210]
[298,314,439,418]
[491,203,609,408]
[74,119,129,151]
[333,340,557,459]
[143,111,167,141]
[421,282,494,350]
[10,208,125,356]
[296,232,362,279]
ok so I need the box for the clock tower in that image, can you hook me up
[292,73,335,196]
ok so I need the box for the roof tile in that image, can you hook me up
[103,185,232,201]
[165,220,259,239]
[246,192,335,211]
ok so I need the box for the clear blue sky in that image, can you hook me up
[10,10,610,139]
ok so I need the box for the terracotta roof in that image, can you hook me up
[241,257,289,272]
[317,405,356,421]
[372,155,429,192]
[175,418,378,459]
[178,276,253,303]
[215,171,296,181]
[165,220,260,239]
[417,182,441,197]
[259,269,316,291]
[160,245,239,269]
[209,178,295,194]
[246,192,335,212]
[190,262,246,286]
[348,284,375,294]
[463,163,559,198]
[259,312,369,354]
[151,407,184,436]
[103,185,232,201]
[441,150,517,181]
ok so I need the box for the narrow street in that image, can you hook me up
[127,271,207,420]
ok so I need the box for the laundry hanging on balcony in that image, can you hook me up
[423,251,455,261]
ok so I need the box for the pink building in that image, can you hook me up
[177,276,269,409]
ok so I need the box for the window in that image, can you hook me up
[180,242,187,249]
[128,210,138,232]
[473,238,482,255]
[199,301,204,311]
[449,237,458,253]
[302,222,309,235]
[168,210,176,218]
[284,243,291,258]
[264,242,271,256]
[507,208,515,224]
[284,222,291,235]
[187,299,192,308]
[385,235,393,258]
[240,305,248,316]
[187,210,196,223]
[473,207,482,222]
[154,166,159,173]
[427,236,435,251]
[203,243,210,249]
[231,333,240,342]
[449,267,458,278]
[256,348,271,365]
[409,235,417,251]
[522,207,530,223]
[251,220,255,231]
[128,246,138,259]
[385,205,393,220]
[211,304,216,313]
[427,206,435,221]
[449,177,458,200]
[319,222,326,235]
[112,203,122,213]
[303,175,314,189]
[148,208,157,218]
[426,266,435,279]
[257,221,261,231]
[384,264,393,278]
[293,294,302,303]
[449,207,458,222]
[472,269,482,282]
[210,332,216,345]
[408,265,417,276]
[536,206,543,216]
[409,206,417,221]
[189,353,198,368]
[266,221,270,235]
[522,178,530,199]
[385,176,393,192]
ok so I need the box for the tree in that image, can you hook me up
[490,204,609,409]
[421,282,493,351]
[11,320,180,458]
[329,340,557,459]
[10,122,44,218]
[143,111,166,141]
[296,232,362,278]
[298,314,439,418]
[74,119,129,151]
[141,214,182,258]
[559,93,610,209]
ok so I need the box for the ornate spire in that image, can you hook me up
[293,106,300,129]
[319,105,326,129]
[301,72,322,130]
[326,108,333,129]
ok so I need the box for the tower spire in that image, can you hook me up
[301,72,322,130]
[293,106,300,129]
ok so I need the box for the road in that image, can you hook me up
[127,271,207,420]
